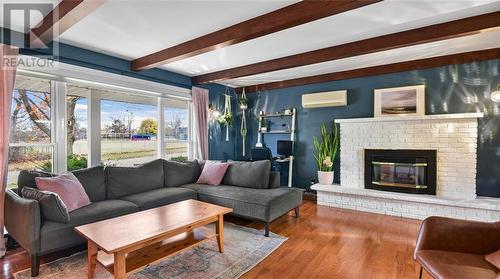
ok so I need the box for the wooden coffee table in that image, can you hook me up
[75,199,232,279]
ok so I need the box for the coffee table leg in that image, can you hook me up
[114,251,126,279]
[87,241,98,279]
[216,214,224,253]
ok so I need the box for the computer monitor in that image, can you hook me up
[277,140,293,157]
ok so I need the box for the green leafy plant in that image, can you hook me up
[39,154,88,172]
[67,154,88,171]
[238,96,248,109]
[313,122,339,172]
[170,156,188,162]
[217,112,233,127]
[260,119,269,128]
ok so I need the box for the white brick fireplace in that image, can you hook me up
[312,113,500,222]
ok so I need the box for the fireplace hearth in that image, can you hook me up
[364,149,436,195]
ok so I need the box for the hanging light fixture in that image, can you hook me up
[491,85,500,103]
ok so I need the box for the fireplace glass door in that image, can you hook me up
[372,160,427,189]
[364,149,436,195]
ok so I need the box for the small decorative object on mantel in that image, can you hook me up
[313,122,339,185]
[374,85,425,117]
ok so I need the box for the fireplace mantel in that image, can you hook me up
[334,113,483,124]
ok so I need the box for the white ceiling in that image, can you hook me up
[227,29,500,87]
[166,0,500,77]
[2,0,500,88]
[58,0,297,60]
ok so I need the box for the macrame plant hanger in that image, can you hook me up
[223,88,231,141]
[240,88,248,157]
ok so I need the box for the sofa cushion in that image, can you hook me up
[106,159,164,199]
[121,187,197,210]
[21,187,70,223]
[222,160,271,189]
[35,172,91,212]
[72,166,106,202]
[181,184,303,222]
[17,170,53,193]
[40,200,139,253]
[163,160,201,187]
[416,250,499,279]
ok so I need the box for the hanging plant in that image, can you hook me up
[217,111,233,127]
[238,96,248,110]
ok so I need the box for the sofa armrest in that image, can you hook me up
[414,216,500,259]
[4,189,41,255]
[268,172,281,189]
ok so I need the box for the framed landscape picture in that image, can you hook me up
[374,85,425,117]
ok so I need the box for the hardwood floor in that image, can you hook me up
[0,200,430,278]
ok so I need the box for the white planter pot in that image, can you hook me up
[318,171,334,185]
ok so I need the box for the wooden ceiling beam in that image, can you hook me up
[131,0,382,71]
[194,11,500,84]
[28,0,106,48]
[239,48,500,93]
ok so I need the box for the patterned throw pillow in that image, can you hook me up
[21,187,70,223]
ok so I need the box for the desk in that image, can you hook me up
[274,157,290,163]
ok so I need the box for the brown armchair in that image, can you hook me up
[414,216,500,279]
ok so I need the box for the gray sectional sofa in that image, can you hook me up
[4,159,303,276]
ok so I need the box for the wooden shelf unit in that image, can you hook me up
[256,108,296,187]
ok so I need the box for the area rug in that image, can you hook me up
[14,223,286,279]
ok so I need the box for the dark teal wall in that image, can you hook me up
[215,59,500,197]
[197,84,239,160]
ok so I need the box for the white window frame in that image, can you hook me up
[162,97,193,161]
[14,55,193,172]
[8,74,57,174]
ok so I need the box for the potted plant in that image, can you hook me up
[260,119,269,132]
[313,122,339,185]
[217,111,233,127]
[239,96,248,110]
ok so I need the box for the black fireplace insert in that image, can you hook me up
[364,149,436,195]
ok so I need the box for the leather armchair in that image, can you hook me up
[414,216,500,279]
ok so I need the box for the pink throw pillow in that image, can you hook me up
[196,161,229,186]
[35,172,91,212]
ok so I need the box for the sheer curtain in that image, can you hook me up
[0,44,18,257]
[191,87,209,160]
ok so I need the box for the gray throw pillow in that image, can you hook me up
[21,187,70,223]
[222,160,271,189]
[17,170,53,194]
[164,160,201,187]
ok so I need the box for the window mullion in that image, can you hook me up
[88,89,101,167]
[52,80,67,173]
[157,97,165,159]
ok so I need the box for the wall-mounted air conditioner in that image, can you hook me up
[301,90,347,108]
